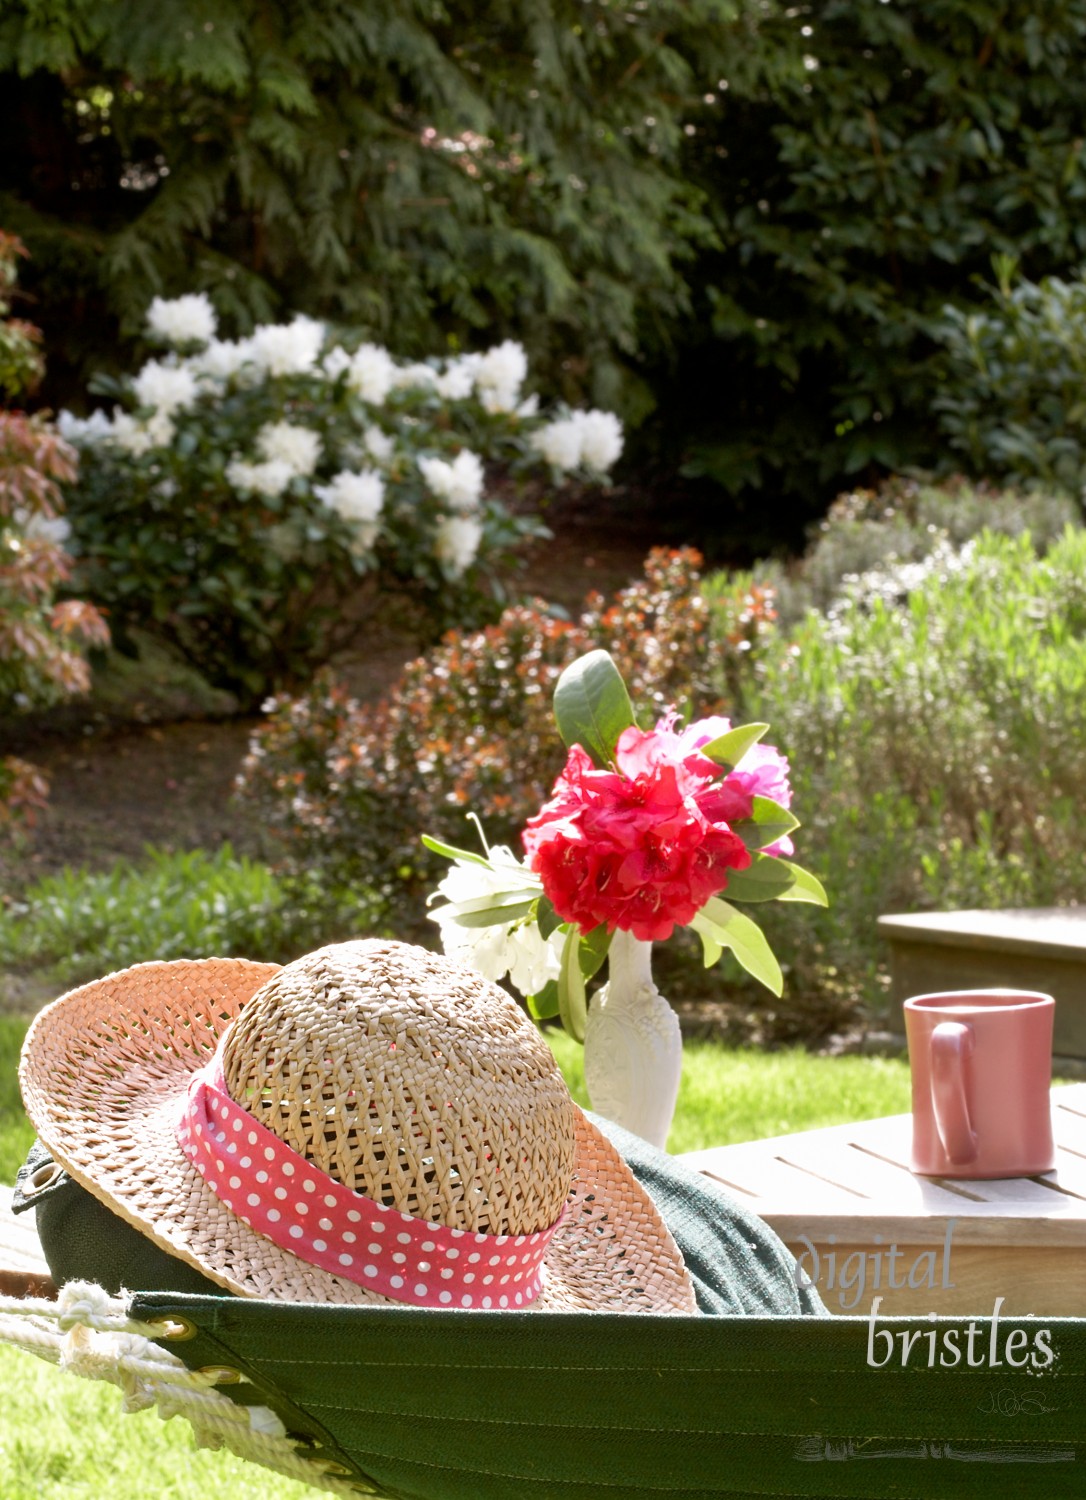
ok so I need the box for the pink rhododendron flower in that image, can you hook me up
[522,713,773,941]
[675,715,795,856]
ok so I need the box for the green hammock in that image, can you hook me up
[12,1121,1086,1498]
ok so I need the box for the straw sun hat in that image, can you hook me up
[19,939,696,1314]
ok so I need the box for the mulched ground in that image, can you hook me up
[1,486,685,884]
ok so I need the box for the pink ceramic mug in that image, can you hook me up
[904,989,1056,1179]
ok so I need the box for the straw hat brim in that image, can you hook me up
[19,958,696,1314]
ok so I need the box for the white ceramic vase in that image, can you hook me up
[582,928,683,1150]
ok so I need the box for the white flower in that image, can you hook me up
[531,416,583,473]
[315,469,385,525]
[434,514,483,575]
[418,449,485,512]
[475,340,528,413]
[188,338,258,383]
[248,315,325,377]
[574,408,623,472]
[225,457,294,498]
[531,408,624,474]
[430,848,561,997]
[322,346,352,380]
[256,421,322,478]
[16,508,71,547]
[347,343,395,404]
[363,425,394,463]
[435,355,481,401]
[516,393,540,420]
[57,409,112,446]
[390,361,438,390]
[107,408,174,455]
[133,360,198,415]
[146,293,217,347]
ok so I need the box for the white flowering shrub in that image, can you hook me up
[60,294,623,701]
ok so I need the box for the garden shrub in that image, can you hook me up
[743,525,1086,1032]
[59,295,622,702]
[237,548,722,931]
[0,233,108,832]
[934,259,1086,500]
[0,844,335,986]
[747,476,1079,631]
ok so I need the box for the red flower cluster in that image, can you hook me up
[522,715,787,941]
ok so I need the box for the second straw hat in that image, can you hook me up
[20,939,696,1314]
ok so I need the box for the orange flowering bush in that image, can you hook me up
[238,549,720,925]
[0,234,109,833]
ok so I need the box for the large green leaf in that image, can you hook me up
[578,924,612,981]
[689,897,783,996]
[732,795,801,851]
[527,980,560,1021]
[722,852,828,907]
[552,650,635,768]
[420,834,489,868]
[557,926,588,1042]
[697,722,769,770]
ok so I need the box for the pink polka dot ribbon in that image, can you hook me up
[175,1053,562,1309]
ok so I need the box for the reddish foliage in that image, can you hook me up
[238,548,725,927]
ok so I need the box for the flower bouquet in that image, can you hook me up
[426,649,827,1146]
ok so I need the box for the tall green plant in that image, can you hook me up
[745,526,1086,1028]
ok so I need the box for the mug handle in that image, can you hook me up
[930,1021,978,1165]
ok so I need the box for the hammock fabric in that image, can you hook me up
[9,1121,1086,1497]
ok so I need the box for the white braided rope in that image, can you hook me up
[0,1282,372,1496]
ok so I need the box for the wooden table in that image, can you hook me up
[680,1083,1086,1318]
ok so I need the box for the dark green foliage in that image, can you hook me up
[670,0,1086,533]
[5,2,1086,530]
[934,259,1086,499]
[0,0,737,411]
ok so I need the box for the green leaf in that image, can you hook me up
[772,859,829,907]
[536,896,561,940]
[527,980,560,1021]
[721,852,828,907]
[689,897,784,996]
[720,852,798,902]
[553,650,635,768]
[578,924,612,981]
[557,926,588,1042]
[697,722,770,770]
[432,888,540,929]
[732,795,801,851]
[420,834,490,868]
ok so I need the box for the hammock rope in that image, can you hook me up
[0,1281,369,1496]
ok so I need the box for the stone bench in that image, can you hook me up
[878,907,1086,1060]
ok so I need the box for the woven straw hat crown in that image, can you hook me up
[219,941,575,1235]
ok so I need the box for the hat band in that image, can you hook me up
[175,1056,561,1309]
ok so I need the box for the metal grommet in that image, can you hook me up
[196,1365,244,1384]
[320,1461,353,1477]
[145,1314,199,1341]
[25,1162,65,1195]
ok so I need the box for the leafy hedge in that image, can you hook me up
[6,3,1086,530]
[733,514,1086,1033]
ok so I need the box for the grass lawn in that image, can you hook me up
[0,1019,910,1500]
